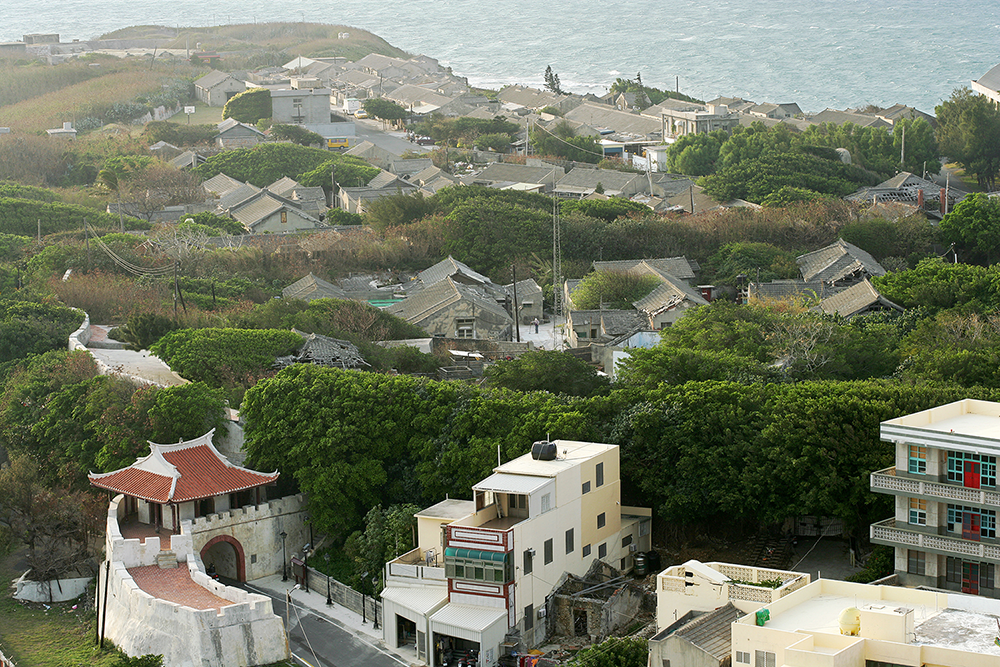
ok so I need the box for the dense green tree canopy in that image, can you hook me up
[222,87,272,124]
[572,270,661,310]
[665,130,727,176]
[936,87,1000,190]
[362,98,408,123]
[485,350,609,397]
[561,197,649,222]
[531,121,602,163]
[939,192,1000,265]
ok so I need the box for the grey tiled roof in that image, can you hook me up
[634,276,708,315]
[388,277,511,324]
[562,102,662,136]
[267,176,300,198]
[557,169,642,194]
[815,278,903,318]
[282,273,347,301]
[202,173,245,197]
[749,280,842,302]
[593,257,696,281]
[796,239,885,284]
[417,256,495,289]
[672,603,740,660]
[218,183,262,210]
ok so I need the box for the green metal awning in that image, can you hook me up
[444,547,508,563]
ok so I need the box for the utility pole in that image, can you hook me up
[84,218,90,271]
[511,264,520,343]
[900,123,906,169]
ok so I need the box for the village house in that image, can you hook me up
[337,169,423,214]
[660,100,740,139]
[282,272,347,302]
[380,439,651,667]
[214,118,265,148]
[193,70,247,107]
[795,239,886,287]
[814,279,903,319]
[387,277,512,340]
[972,63,1000,107]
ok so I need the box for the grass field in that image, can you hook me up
[0,68,181,134]
[0,550,120,667]
[167,104,223,126]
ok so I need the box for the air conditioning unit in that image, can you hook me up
[537,608,547,619]
[629,544,637,553]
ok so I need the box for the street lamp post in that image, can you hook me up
[279,531,288,582]
[303,544,310,593]
[372,575,379,630]
[325,554,332,607]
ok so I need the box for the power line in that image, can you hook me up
[532,121,606,158]
[85,223,175,277]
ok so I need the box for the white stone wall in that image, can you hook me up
[102,496,289,666]
[14,571,91,603]
[187,494,309,581]
[101,556,288,667]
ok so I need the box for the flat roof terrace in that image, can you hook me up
[750,580,1000,656]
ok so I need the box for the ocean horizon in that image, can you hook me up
[4,0,999,114]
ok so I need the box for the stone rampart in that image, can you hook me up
[102,556,287,667]
[102,496,289,666]
[187,494,308,581]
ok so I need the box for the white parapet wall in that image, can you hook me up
[106,494,193,567]
[102,556,288,667]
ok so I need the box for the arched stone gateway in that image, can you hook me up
[200,534,246,582]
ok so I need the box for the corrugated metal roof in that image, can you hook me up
[474,472,551,494]
[380,585,448,615]
[430,603,507,637]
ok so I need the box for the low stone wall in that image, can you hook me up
[301,564,381,625]
[67,309,91,351]
[13,571,91,603]
[102,555,288,667]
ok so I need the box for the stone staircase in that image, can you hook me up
[156,551,178,569]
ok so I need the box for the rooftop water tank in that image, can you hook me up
[531,440,557,461]
[838,607,861,636]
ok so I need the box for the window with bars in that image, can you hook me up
[583,544,591,557]
[596,462,604,487]
[754,650,775,667]
[909,497,926,525]
[736,652,750,664]
[907,550,925,576]
[544,538,553,565]
[908,445,926,474]
[566,528,574,554]
[597,512,606,529]
[598,542,607,559]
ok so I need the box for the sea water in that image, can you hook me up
[3,0,999,113]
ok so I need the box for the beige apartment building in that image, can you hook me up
[870,398,1000,597]
[380,440,651,667]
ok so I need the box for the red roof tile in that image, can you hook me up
[89,430,278,504]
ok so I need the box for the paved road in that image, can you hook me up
[239,581,406,667]
[353,117,434,157]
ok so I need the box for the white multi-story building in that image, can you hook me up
[380,440,651,667]
[870,398,1000,597]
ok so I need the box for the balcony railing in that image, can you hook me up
[386,547,446,583]
[870,467,1000,508]
[870,518,1000,561]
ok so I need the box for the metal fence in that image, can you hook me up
[0,644,17,667]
